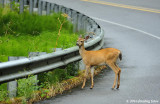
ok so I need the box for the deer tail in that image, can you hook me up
[119,52,122,61]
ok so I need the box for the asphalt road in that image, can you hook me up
[36,0,160,104]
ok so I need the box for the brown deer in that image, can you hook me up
[76,35,122,89]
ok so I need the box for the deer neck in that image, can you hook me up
[79,43,86,57]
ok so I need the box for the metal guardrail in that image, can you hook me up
[0,0,104,84]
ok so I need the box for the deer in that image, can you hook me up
[76,35,122,89]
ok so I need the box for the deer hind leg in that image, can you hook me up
[82,65,90,89]
[115,63,121,89]
[108,62,119,89]
[90,66,95,89]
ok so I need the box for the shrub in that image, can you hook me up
[38,62,79,88]
[17,75,39,98]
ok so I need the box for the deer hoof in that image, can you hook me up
[116,87,119,90]
[90,85,94,89]
[90,86,93,89]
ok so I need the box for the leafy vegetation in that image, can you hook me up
[39,62,79,88]
[17,75,39,99]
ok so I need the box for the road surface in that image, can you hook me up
[36,0,160,104]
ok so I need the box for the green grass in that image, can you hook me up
[0,7,78,62]
[0,31,78,62]
[0,7,73,36]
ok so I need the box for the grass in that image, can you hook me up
[0,7,78,62]
[0,31,78,62]
[0,6,73,36]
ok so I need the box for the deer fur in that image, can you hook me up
[76,36,122,89]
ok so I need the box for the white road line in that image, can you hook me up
[92,17,160,40]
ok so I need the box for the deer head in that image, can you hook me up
[76,35,90,47]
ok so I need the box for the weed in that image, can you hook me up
[54,13,69,51]
[17,75,39,99]
[0,89,8,101]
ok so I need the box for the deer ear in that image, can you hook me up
[85,35,90,40]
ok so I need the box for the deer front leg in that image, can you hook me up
[82,66,90,89]
[108,63,118,89]
[90,67,95,89]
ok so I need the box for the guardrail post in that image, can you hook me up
[81,15,87,32]
[0,0,4,8]
[7,56,26,98]
[86,18,92,33]
[77,13,83,32]
[58,5,64,13]
[61,7,66,13]
[87,25,92,33]
[29,0,33,14]
[46,2,51,15]
[58,5,62,12]
[7,81,17,98]
[38,0,42,15]
[34,0,37,8]
[50,3,55,13]
[42,1,46,15]
[24,0,27,5]
[42,1,46,10]
[7,58,17,98]
[89,19,98,33]
[72,10,78,33]
[54,4,58,13]
[66,8,72,21]
[20,0,24,14]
